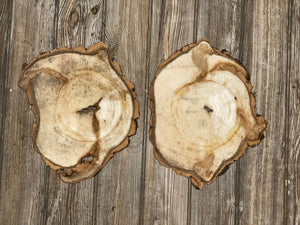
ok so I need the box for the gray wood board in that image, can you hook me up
[0,0,299,224]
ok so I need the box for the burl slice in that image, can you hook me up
[19,42,139,183]
[149,40,266,189]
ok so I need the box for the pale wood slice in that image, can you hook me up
[18,42,139,183]
[150,40,267,189]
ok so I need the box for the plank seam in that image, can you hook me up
[233,1,248,224]
[283,0,293,224]
[138,0,153,224]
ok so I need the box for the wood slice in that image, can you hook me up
[149,40,267,189]
[19,42,139,183]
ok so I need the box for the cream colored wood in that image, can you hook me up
[151,41,266,188]
[19,43,138,182]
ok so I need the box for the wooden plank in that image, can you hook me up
[93,1,149,224]
[56,0,105,48]
[0,1,298,224]
[44,1,105,225]
[0,0,13,191]
[0,1,57,224]
[235,0,290,224]
[0,0,12,134]
[286,1,300,224]
[191,1,247,224]
[143,1,196,224]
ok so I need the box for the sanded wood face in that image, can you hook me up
[150,41,266,189]
[19,43,138,183]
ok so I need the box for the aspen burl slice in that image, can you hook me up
[149,40,266,189]
[19,42,139,183]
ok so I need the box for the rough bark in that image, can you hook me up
[150,40,266,189]
[19,42,139,183]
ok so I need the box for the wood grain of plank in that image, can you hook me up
[236,0,290,224]
[0,0,13,201]
[286,1,300,224]
[143,1,196,224]
[0,0,12,133]
[94,1,148,225]
[0,1,57,224]
[0,0,299,224]
[192,1,247,224]
[56,0,105,48]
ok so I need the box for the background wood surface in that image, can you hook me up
[0,0,299,224]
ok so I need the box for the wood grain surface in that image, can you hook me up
[0,0,299,225]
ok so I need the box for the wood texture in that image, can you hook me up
[192,2,247,224]
[0,0,299,225]
[94,1,148,225]
[143,1,195,224]
[234,1,289,224]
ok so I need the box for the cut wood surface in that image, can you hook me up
[19,43,138,183]
[0,0,299,225]
[150,40,266,189]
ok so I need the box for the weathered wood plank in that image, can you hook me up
[0,1,57,224]
[286,1,300,224]
[0,0,12,134]
[143,1,196,224]
[44,1,105,225]
[56,0,105,48]
[93,1,148,224]
[0,0,298,224]
[0,0,13,196]
[96,0,148,224]
[191,1,246,224]
[236,0,290,224]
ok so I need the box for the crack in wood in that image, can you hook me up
[203,105,213,113]
[76,98,102,115]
